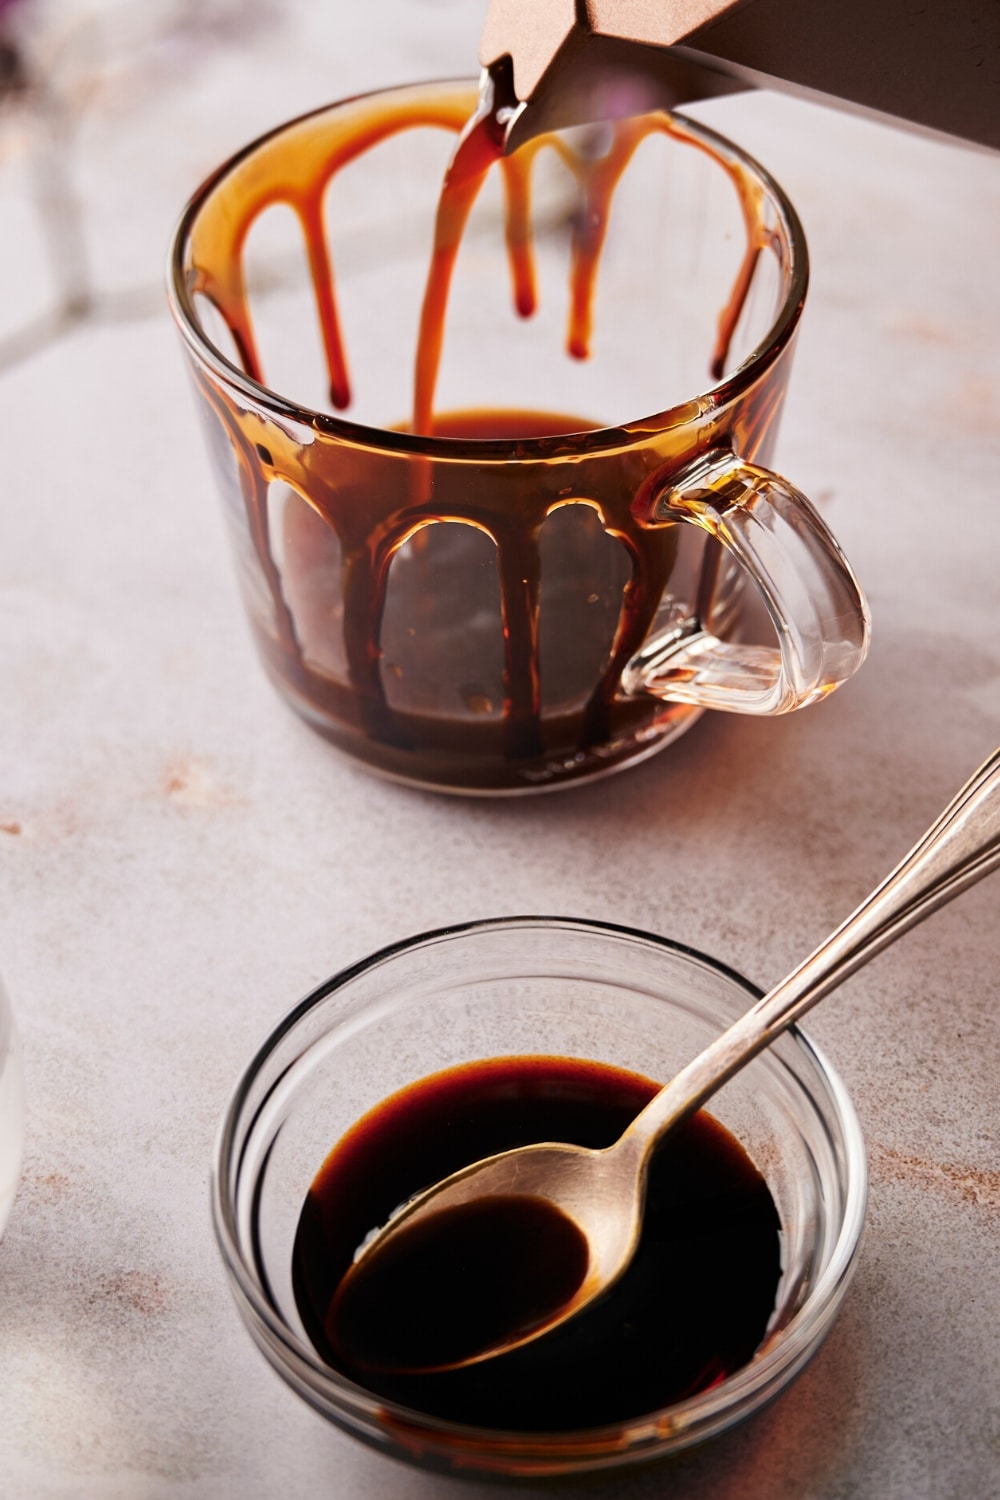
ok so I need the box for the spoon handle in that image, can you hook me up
[622,746,1000,1158]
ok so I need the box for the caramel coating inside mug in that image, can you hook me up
[178,82,792,791]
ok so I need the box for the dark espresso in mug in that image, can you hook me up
[270,404,685,786]
[182,81,798,790]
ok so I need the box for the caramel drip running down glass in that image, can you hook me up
[168,79,869,794]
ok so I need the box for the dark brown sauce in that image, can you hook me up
[328,1193,590,1373]
[292,1056,782,1431]
[427,407,600,440]
[262,401,679,785]
[188,78,782,788]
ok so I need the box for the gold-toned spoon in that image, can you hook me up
[334,749,1000,1375]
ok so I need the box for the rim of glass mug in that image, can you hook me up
[210,915,868,1479]
[167,78,809,458]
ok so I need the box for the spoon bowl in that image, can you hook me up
[331,1140,632,1371]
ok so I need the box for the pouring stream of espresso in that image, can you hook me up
[413,58,758,433]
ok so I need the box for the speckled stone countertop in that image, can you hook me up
[0,3,998,1497]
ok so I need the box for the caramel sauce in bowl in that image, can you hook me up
[211,917,866,1479]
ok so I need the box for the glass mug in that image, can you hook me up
[168,80,869,794]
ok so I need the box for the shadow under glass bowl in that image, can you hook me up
[211,916,867,1480]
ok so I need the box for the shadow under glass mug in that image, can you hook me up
[168,79,869,794]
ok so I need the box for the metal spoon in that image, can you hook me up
[341,748,1000,1372]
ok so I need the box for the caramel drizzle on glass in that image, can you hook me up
[185,80,774,768]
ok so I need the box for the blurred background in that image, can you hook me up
[0,0,481,370]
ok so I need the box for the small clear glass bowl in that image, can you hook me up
[212,917,867,1480]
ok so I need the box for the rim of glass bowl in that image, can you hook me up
[211,915,867,1474]
[168,78,809,464]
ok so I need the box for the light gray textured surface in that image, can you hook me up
[0,3,998,1497]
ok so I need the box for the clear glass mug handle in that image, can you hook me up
[625,448,871,714]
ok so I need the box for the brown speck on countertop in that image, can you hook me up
[93,1270,171,1318]
[163,756,240,809]
[20,1170,75,1204]
[0,819,22,836]
[871,1142,1000,1214]
[887,314,955,346]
